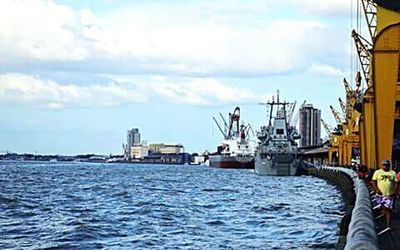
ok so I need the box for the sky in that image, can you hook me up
[0,0,369,155]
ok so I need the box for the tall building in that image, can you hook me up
[127,128,141,148]
[299,104,321,147]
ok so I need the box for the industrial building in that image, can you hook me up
[123,127,188,163]
[299,104,321,147]
[149,143,184,154]
[130,144,149,159]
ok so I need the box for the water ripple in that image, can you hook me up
[0,162,344,249]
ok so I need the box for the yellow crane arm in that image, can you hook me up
[343,78,352,96]
[352,30,373,87]
[330,105,344,124]
[320,118,333,135]
[360,0,377,40]
[338,97,347,115]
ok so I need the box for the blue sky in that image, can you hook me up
[0,0,368,155]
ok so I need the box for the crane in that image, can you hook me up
[228,107,240,138]
[343,75,363,114]
[360,0,377,40]
[330,105,344,124]
[321,118,333,136]
[213,107,242,139]
[242,123,256,139]
[213,117,228,139]
[290,100,306,127]
[352,30,373,87]
[287,101,297,125]
[219,112,229,134]
[343,78,352,96]
[338,97,347,115]
[351,1,375,88]
[122,143,129,160]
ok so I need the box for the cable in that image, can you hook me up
[357,0,361,75]
[351,0,354,87]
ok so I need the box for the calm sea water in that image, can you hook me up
[0,162,344,249]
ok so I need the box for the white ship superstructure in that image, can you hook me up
[209,107,256,169]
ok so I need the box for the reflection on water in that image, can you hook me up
[0,162,344,249]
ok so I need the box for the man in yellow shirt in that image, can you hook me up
[372,160,398,229]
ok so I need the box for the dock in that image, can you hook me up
[304,1,400,249]
[370,181,400,250]
[377,212,400,250]
[308,165,400,250]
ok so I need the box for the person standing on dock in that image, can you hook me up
[397,171,400,213]
[372,160,398,229]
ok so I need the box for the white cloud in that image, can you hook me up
[0,73,270,108]
[147,77,271,106]
[307,64,346,77]
[0,0,335,77]
[298,0,350,16]
[0,73,147,109]
[83,7,326,76]
[0,0,88,61]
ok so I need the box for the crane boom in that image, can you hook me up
[352,30,373,87]
[228,107,240,138]
[244,123,256,138]
[287,101,297,125]
[343,78,352,96]
[213,117,227,139]
[219,113,229,132]
[320,118,333,135]
[330,105,344,124]
[338,97,347,115]
[360,0,377,40]
[248,125,256,137]
[291,100,306,127]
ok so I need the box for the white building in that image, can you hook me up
[160,144,184,154]
[149,143,184,154]
[130,144,149,159]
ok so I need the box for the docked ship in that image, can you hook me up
[255,92,301,175]
[209,107,256,169]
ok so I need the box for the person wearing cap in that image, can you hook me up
[372,160,398,229]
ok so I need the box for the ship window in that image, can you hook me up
[276,129,284,135]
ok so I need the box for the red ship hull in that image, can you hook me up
[209,155,254,169]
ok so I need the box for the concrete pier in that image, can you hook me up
[307,166,378,250]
